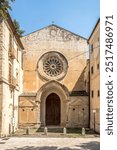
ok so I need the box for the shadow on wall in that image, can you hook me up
[5,141,100,150]
[72,68,86,92]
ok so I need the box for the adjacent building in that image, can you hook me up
[88,19,100,133]
[0,14,23,136]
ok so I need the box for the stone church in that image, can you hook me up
[19,25,89,128]
[0,13,100,137]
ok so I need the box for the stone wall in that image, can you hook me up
[0,18,23,137]
[66,96,89,127]
[19,96,39,127]
[89,20,100,133]
[21,25,88,93]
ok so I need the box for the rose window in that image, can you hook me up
[43,56,63,77]
[37,51,68,80]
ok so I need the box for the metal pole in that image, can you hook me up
[12,88,15,134]
[82,108,84,127]
[94,112,95,132]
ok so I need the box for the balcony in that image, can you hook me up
[9,76,17,88]
[8,48,17,59]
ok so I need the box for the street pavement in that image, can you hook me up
[0,137,100,150]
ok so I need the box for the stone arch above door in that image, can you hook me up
[36,80,69,103]
[36,80,69,126]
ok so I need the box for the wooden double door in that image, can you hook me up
[46,93,61,125]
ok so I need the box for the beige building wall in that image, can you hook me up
[0,15,23,137]
[89,20,100,133]
[21,25,88,92]
[20,25,89,128]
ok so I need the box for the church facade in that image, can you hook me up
[19,25,89,128]
[0,13,100,137]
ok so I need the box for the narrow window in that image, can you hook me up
[85,80,86,86]
[97,63,99,69]
[91,66,94,74]
[91,44,93,52]
[91,90,94,98]
[98,90,100,97]
[16,70,19,85]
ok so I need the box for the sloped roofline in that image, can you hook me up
[23,24,87,40]
[88,18,100,43]
[6,13,24,49]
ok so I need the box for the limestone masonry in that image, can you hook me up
[0,13,100,136]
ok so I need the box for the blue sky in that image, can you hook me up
[10,0,100,38]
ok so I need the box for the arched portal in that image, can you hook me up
[46,93,61,125]
[36,80,69,126]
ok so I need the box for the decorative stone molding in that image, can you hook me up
[36,80,70,126]
[37,51,68,81]
[36,80,69,103]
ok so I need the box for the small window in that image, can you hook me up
[97,90,100,97]
[97,64,99,69]
[98,37,100,42]
[85,80,86,86]
[10,90,12,98]
[91,44,93,52]
[91,66,94,74]
[91,90,94,98]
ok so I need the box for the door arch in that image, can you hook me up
[46,93,61,125]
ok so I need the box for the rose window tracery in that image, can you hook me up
[37,51,68,80]
[43,56,63,77]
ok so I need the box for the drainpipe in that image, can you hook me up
[88,44,91,128]
[12,56,15,134]
[12,87,15,134]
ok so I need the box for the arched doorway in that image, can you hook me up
[46,93,61,126]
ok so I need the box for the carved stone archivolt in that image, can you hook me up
[37,51,68,80]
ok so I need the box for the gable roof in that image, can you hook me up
[23,24,87,40]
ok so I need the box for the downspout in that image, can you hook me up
[12,87,15,134]
[88,44,91,128]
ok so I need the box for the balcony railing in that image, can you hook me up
[9,76,17,88]
[8,48,17,59]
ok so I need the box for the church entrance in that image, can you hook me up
[46,93,61,126]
